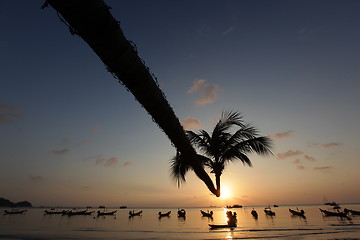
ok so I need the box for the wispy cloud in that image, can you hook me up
[270,130,294,140]
[304,155,316,161]
[314,166,333,171]
[0,103,24,124]
[96,157,119,167]
[296,165,305,170]
[187,79,219,106]
[276,150,303,160]
[122,161,132,167]
[316,142,342,148]
[182,117,201,130]
[28,175,45,181]
[222,26,236,36]
[51,148,69,155]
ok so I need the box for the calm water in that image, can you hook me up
[1,204,360,240]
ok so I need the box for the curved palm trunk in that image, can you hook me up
[46,0,219,196]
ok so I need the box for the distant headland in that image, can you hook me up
[0,197,32,207]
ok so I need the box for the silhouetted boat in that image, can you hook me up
[289,208,306,218]
[251,209,258,219]
[264,207,275,216]
[273,204,279,207]
[158,211,171,217]
[98,205,106,209]
[4,209,27,215]
[129,210,142,217]
[44,209,67,214]
[64,209,94,216]
[319,208,349,218]
[201,210,213,218]
[209,224,236,229]
[344,208,360,216]
[119,206,127,209]
[177,209,186,218]
[97,210,116,216]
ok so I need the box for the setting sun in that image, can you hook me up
[219,186,232,200]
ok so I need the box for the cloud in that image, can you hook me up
[28,175,45,181]
[222,26,236,36]
[51,148,69,155]
[317,142,342,148]
[122,161,131,167]
[293,159,301,164]
[91,124,100,133]
[296,165,305,170]
[96,157,119,167]
[314,166,333,171]
[304,155,316,162]
[182,117,201,130]
[187,79,206,93]
[187,79,219,106]
[270,130,294,140]
[276,150,303,160]
[0,103,24,124]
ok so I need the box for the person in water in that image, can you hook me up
[226,211,237,227]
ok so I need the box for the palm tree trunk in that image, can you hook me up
[46,0,219,197]
[215,173,221,196]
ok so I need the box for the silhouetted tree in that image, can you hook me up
[46,0,219,196]
[171,111,273,194]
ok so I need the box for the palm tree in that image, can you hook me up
[45,0,219,195]
[171,111,273,194]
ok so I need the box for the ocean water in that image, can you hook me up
[1,204,360,240]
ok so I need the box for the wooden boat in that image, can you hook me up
[44,209,67,214]
[177,209,186,218]
[4,209,27,215]
[64,209,94,216]
[97,210,117,216]
[129,210,142,217]
[209,224,236,229]
[319,208,349,218]
[158,211,171,217]
[226,204,242,208]
[201,210,213,217]
[119,206,127,209]
[344,208,360,216]
[251,209,258,219]
[289,208,306,218]
[264,207,275,216]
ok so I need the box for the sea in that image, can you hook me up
[1,204,360,240]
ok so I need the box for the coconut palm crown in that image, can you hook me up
[171,111,273,195]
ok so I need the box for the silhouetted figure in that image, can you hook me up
[251,209,258,219]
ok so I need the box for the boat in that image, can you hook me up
[201,210,213,218]
[98,205,106,209]
[129,210,142,217]
[251,209,258,219]
[44,209,67,215]
[209,224,236,229]
[344,208,360,216]
[273,204,279,207]
[319,208,349,218]
[64,209,94,216]
[289,208,306,218]
[97,210,117,216]
[177,209,186,218]
[4,209,27,215]
[264,207,275,216]
[158,211,171,217]
[119,206,127,209]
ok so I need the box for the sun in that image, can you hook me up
[219,186,232,200]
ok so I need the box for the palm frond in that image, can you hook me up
[170,152,192,187]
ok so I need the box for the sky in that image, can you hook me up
[1,0,360,208]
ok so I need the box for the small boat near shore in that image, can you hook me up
[4,209,27,215]
[97,210,117,216]
[129,210,142,217]
[158,211,171,218]
[209,224,236,229]
[344,208,360,216]
[177,209,186,218]
[289,208,306,219]
[251,209,258,219]
[63,209,94,216]
[319,208,350,218]
[264,207,275,216]
[44,209,67,215]
[201,210,213,218]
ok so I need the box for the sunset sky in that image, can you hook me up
[1,0,359,207]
